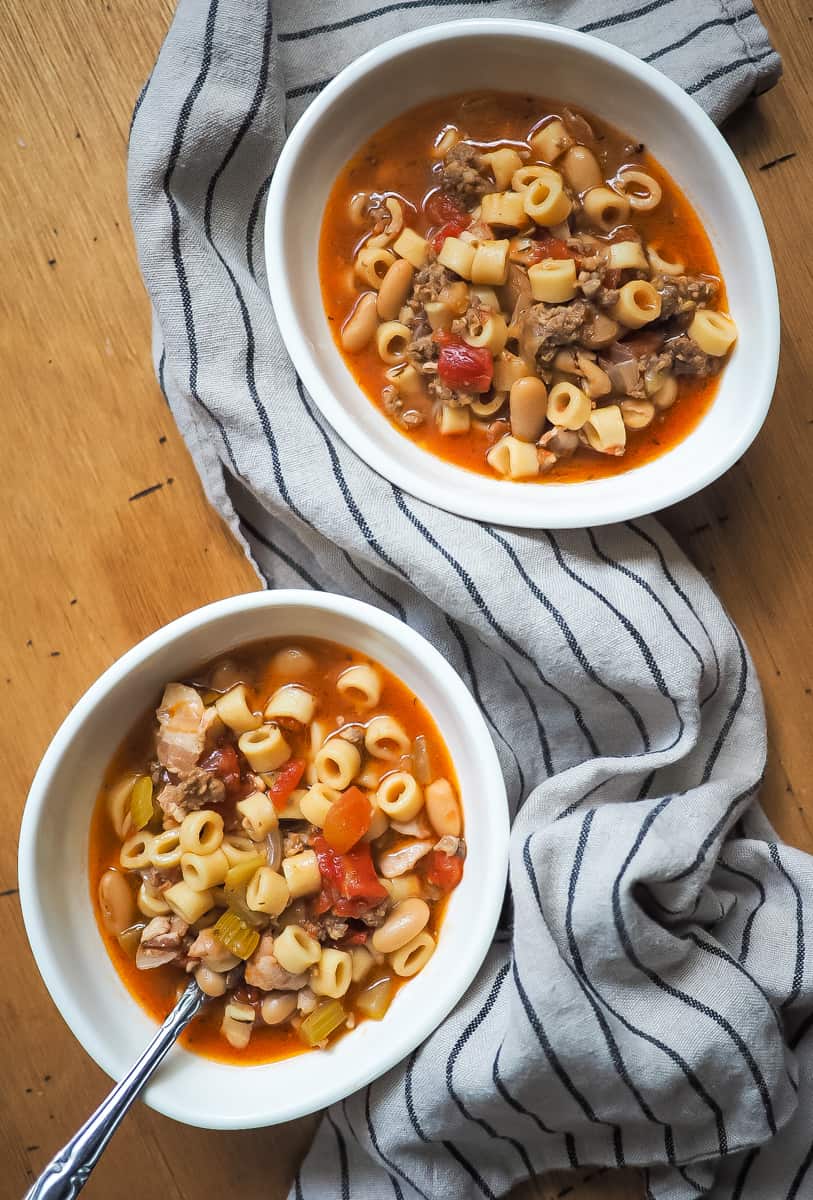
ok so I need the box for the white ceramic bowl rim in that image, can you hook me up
[19,591,509,1128]
[266,18,779,528]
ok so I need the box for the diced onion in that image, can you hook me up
[355,976,394,1020]
[266,827,283,872]
[412,735,431,786]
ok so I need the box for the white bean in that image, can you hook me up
[377,259,414,322]
[560,145,602,194]
[341,292,379,354]
[195,965,227,997]
[261,991,298,1025]
[372,899,430,954]
[98,869,136,936]
[425,778,462,838]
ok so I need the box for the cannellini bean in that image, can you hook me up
[552,348,580,373]
[580,312,619,349]
[261,991,298,1025]
[425,778,462,838]
[270,646,317,679]
[653,376,678,411]
[560,145,602,194]
[620,399,656,429]
[372,899,430,954]
[509,376,548,443]
[377,259,414,322]
[377,839,434,878]
[98,869,137,936]
[195,965,227,997]
[341,293,379,354]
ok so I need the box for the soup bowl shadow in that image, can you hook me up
[18,591,509,1128]
[265,18,778,528]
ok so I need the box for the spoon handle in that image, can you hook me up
[24,981,205,1200]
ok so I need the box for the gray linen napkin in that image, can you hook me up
[127,5,813,1197]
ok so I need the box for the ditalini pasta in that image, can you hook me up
[320,92,736,485]
[90,637,463,1064]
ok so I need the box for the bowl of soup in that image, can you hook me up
[18,591,508,1128]
[266,19,778,527]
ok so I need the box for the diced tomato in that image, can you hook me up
[312,840,348,916]
[436,333,493,394]
[339,845,387,900]
[313,835,342,887]
[266,757,306,811]
[323,786,372,854]
[424,189,469,228]
[431,220,465,254]
[199,744,243,798]
[526,235,574,264]
[425,850,464,893]
[313,834,388,918]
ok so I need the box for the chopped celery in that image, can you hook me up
[213,909,260,960]
[299,999,347,1047]
[223,859,267,928]
[224,856,266,890]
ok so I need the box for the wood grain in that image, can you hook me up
[1,2,809,1198]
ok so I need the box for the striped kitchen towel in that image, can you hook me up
[128,4,813,1198]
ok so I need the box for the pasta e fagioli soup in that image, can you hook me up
[319,91,736,483]
[90,637,463,1064]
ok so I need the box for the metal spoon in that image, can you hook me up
[25,980,206,1199]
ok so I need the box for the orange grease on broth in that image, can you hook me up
[89,637,458,1066]
[319,91,725,483]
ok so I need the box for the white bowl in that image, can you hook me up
[18,591,508,1129]
[266,19,778,528]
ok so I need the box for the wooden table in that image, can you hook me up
[2,2,810,1197]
